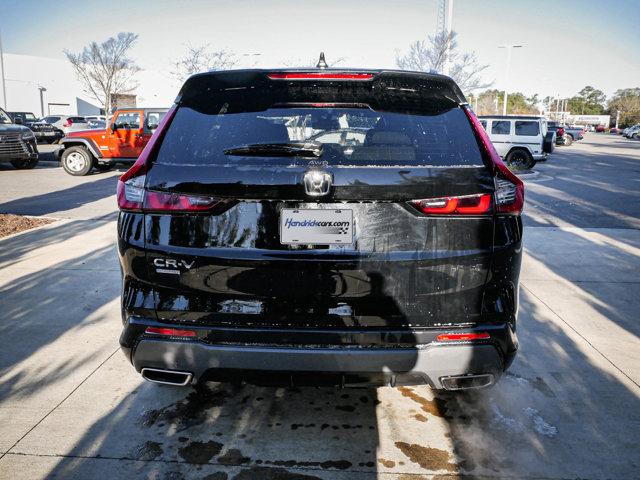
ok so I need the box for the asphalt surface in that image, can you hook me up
[0,134,639,479]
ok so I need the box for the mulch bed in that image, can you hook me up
[0,214,55,238]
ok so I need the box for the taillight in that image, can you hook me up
[436,332,490,342]
[410,193,492,216]
[463,106,524,214]
[143,191,220,212]
[117,106,175,211]
[63,119,72,127]
[267,72,374,80]
[145,326,197,337]
[557,127,565,136]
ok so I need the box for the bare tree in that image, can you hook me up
[65,32,141,114]
[171,44,237,83]
[396,31,491,93]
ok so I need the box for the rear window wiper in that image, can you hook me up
[223,142,323,158]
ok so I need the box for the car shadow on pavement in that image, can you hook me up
[524,149,640,229]
[0,173,120,219]
[0,244,119,396]
[30,283,640,479]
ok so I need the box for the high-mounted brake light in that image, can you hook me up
[437,332,490,342]
[145,327,197,337]
[464,107,524,214]
[410,193,492,216]
[267,72,374,80]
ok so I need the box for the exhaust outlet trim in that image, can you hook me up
[141,367,193,386]
[440,373,494,390]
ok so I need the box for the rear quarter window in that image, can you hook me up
[155,106,486,167]
[491,121,511,135]
[515,121,540,136]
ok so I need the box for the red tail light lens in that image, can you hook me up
[437,332,490,342]
[145,327,197,337]
[117,106,177,211]
[410,193,492,216]
[558,127,565,136]
[143,191,220,212]
[267,72,374,80]
[464,106,524,214]
[63,119,72,127]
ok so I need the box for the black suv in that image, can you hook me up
[0,107,39,169]
[117,69,524,391]
[8,112,64,144]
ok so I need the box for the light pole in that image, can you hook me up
[498,44,522,115]
[38,86,47,118]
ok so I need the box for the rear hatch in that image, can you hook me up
[135,70,500,329]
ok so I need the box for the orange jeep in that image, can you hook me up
[56,108,168,176]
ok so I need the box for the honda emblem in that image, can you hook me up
[303,170,332,196]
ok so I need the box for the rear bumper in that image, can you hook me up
[121,318,517,389]
[131,340,505,389]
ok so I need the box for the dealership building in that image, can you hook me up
[1,53,175,117]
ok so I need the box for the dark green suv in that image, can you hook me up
[0,107,39,169]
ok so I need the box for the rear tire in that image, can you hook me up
[543,131,555,154]
[61,146,93,176]
[505,149,535,171]
[10,158,39,169]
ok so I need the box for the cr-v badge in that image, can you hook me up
[303,170,332,197]
[153,258,195,275]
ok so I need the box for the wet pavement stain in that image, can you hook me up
[178,440,223,464]
[335,405,356,412]
[140,387,232,431]
[232,466,323,480]
[398,387,447,418]
[378,458,396,468]
[413,413,428,422]
[133,440,163,461]
[263,459,352,470]
[217,448,251,466]
[395,442,457,472]
[203,473,229,480]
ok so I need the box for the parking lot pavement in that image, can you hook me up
[0,134,639,479]
[0,145,125,221]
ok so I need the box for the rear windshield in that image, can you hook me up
[155,106,484,167]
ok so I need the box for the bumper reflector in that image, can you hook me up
[436,332,490,342]
[145,327,197,337]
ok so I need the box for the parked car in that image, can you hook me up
[56,108,168,175]
[547,121,572,146]
[622,125,640,138]
[87,120,107,130]
[610,128,620,134]
[478,115,553,169]
[563,125,585,141]
[7,111,64,144]
[595,125,606,133]
[41,115,90,133]
[0,107,39,169]
[117,69,524,391]
[85,115,107,122]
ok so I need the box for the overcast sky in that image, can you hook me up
[2,0,639,101]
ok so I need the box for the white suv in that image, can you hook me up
[478,115,554,170]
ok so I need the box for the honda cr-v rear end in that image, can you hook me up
[117,69,523,390]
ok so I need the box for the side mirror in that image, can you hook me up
[110,123,117,133]
[148,124,158,131]
[14,117,23,125]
